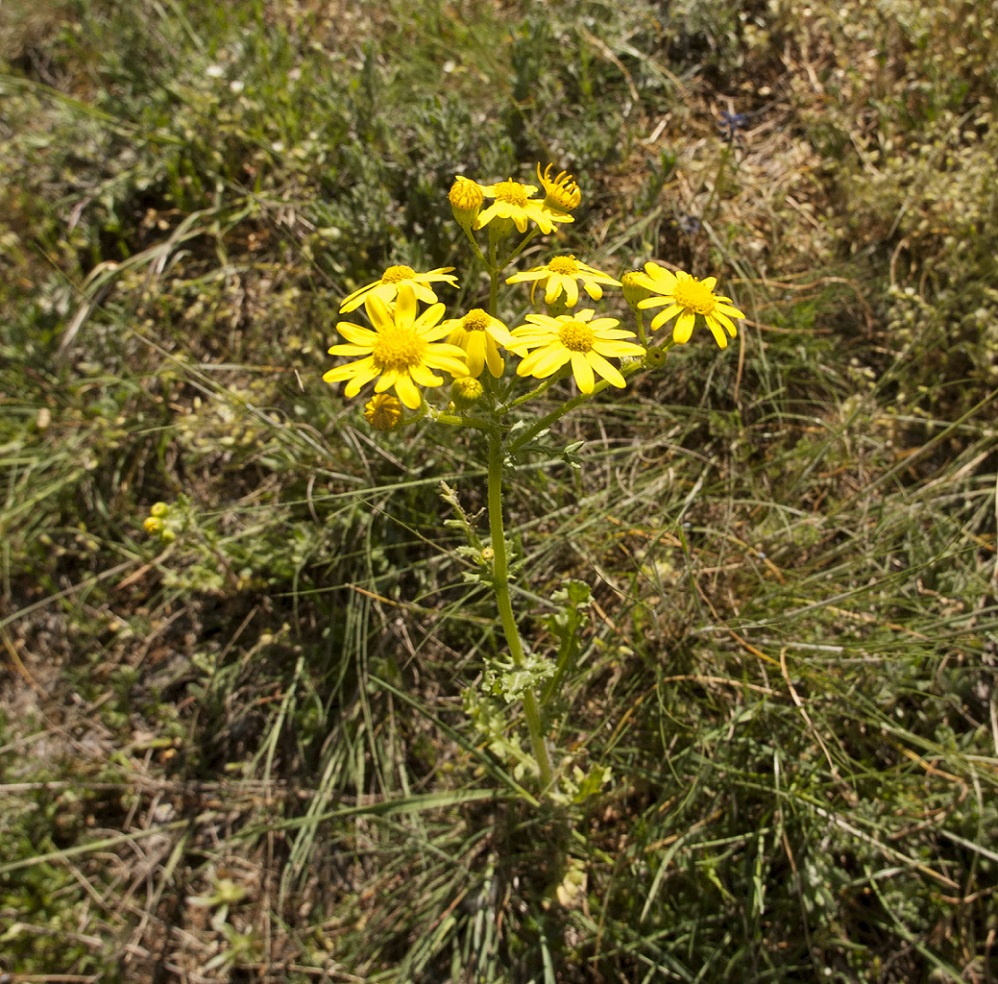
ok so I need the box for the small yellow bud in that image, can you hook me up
[143,516,163,535]
[621,271,652,308]
[150,501,170,518]
[450,376,485,407]
[448,176,484,230]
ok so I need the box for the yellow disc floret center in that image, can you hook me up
[558,321,595,352]
[673,277,717,315]
[382,264,416,284]
[548,256,579,275]
[372,327,427,372]
[494,180,529,207]
[463,309,491,332]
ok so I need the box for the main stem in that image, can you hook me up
[486,430,555,791]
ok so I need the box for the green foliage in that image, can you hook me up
[842,111,998,411]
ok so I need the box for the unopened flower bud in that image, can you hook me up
[450,376,484,407]
[621,271,652,308]
[448,176,483,231]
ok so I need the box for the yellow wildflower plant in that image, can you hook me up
[320,159,749,799]
[441,308,515,378]
[634,262,745,349]
[510,309,645,394]
[324,283,468,409]
[506,254,620,309]
[475,178,574,235]
[536,162,581,213]
[339,264,459,314]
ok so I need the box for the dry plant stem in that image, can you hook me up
[487,429,555,792]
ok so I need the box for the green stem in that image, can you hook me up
[431,410,491,430]
[635,307,649,348]
[503,371,564,411]
[460,224,486,264]
[489,265,500,318]
[498,227,540,269]
[508,363,639,455]
[486,430,554,791]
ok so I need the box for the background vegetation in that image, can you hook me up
[2,0,996,980]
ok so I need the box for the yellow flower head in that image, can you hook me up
[143,516,163,535]
[510,309,645,394]
[339,264,458,314]
[364,393,404,431]
[475,178,574,235]
[506,254,620,309]
[634,262,745,349]
[448,176,484,230]
[441,307,515,378]
[324,283,468,409]
[536,162,581,213]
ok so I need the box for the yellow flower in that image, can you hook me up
[476,178,574,235]
[339,264,458,314]
[506,254,620,309]
[634,262,745,349]
[448,176,484,230]
[510,309,645,393]
[324,284,468,409]
[536,162,581,213]
[143,516,163,535]
[441,308,515,378]
[364,393,403,431]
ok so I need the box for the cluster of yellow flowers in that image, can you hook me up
[322,163,745,426]
[142,501,177,542]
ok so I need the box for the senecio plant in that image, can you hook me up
[323,163,744,799]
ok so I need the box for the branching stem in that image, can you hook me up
[486,429,555,791]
